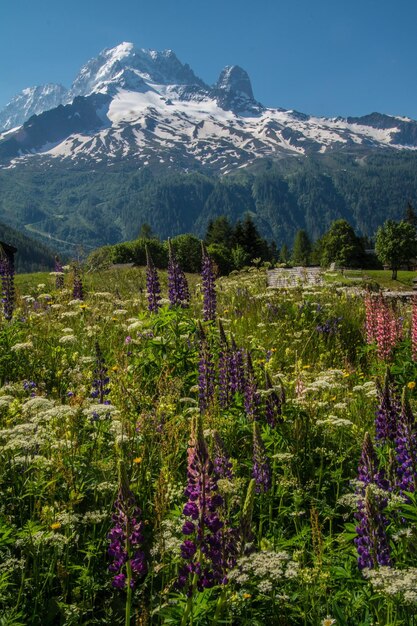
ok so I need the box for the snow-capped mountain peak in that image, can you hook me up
[1,42,417,171]
[0,83,68,131]
[68,42,207,101]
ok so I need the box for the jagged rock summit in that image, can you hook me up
[214,65,260,113]
[216,65,254,99]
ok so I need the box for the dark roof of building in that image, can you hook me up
[0,241,17,255]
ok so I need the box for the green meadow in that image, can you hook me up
[0,265,416,625]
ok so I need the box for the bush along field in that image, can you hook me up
[1,248,417,625]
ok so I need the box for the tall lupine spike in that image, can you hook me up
[0,251,15,321]
[395,388,417,493]
[239,478,256,553]
[252,422,271,493]
[357,432,389,489]
[197,322,216,414]
[72,264,84,301]
[54,255,64,290]
[355,485,392,570]
[412,296,417,361]
[264,370,284,427]
[354,432,391,570]
[375,294,399,360]
[167,238,190,308]
[145,245,161,313]
[179,413,236,591]
[108,460,147,589]
[244,351,261,421]
[201,241,217,322]
[91,341,111,404]
[212,430,233,479]
[375,369,401,444]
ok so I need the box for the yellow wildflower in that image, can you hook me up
[133,457,142,464]
[407,381,416,390]
[50,522,61,530]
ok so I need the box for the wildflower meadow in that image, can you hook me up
[1,257,417,625]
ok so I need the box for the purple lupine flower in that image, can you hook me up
[375,371,401,444]
[23,380,37,397]
[145,246,161,313]
[357,432,389,489]
[229,336,245,395]
[91,341,110,404]
[0,253,15,321]
[201,242,216,322]
[354,432,391,570]
[264,370,284,427]
[355,485,392,570]
[72,264,84,301]
[244,352,261,421]
[198,324,215,414]
[212,430,233,479]
[179,414,236,592]
[252,421,271,493]
[167,239,190,308]
[54,256,64,290]
[395,389,417,493]
[108,465,147,589]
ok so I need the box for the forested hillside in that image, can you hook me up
[0,221,56,272]
[1,149,417,255]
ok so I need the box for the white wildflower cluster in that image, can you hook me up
[127,320,145,332]
[352,380,378,398]
[83,404,118,422]
[150,518,184,558]
[0,422,48,454]
[22,397,54,416]
[165,481,184,504]
[11,341,34,352]
[392,527,414,542]
[0,395,15,411]
[95,481,118,494]
[272,452,294,463]
[337,493,360,510]
[81,509,108,525]
[15,530,71,554]
[60,311,79,319]
[302,369,345,395]
[59,334,77,344]
[316,416,353,429]
[0,557,26,574]
[91,292,113,299]
[364,567,417,604]
[228,550,299,592]
[56,511,80,527]
[109,417,124,445]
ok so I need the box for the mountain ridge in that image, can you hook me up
[0,42,417,257]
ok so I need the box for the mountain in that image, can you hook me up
[0,84,68,132]
[0,221,56,272]
[0,42,416,254]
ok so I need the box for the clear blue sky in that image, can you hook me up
[1,0,417,119]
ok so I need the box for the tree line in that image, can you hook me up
[86,203,417,279]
